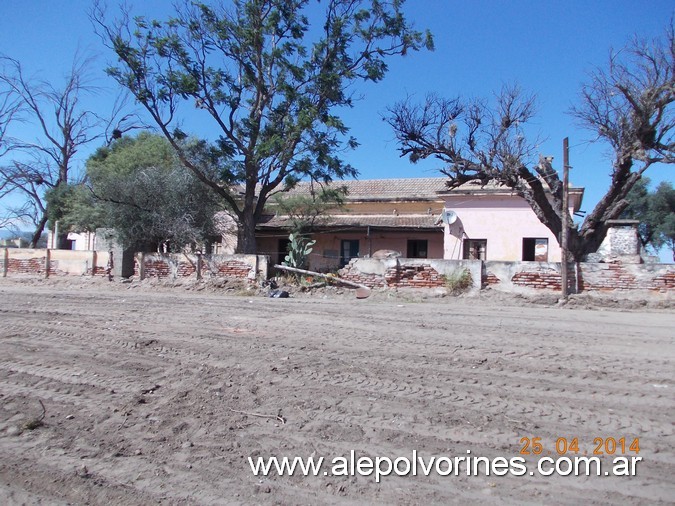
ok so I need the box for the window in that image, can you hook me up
[522,238,549,261]
[463,239,487,260]
[340,239,360,267]
[407,239,428,258]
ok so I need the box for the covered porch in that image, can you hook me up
[256,214,444,272]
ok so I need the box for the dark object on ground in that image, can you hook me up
[269,289,290,298]
[262,279,278,289]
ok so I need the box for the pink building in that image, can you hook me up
[254,177,583,271]
[440,180,583,262]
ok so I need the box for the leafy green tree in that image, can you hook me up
[93,0,432,253]
[623,178,675,259]
[45,183,105,235]
[273,184,347,233]
[87,132,220,251]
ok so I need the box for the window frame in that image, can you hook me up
[462,239,487,260]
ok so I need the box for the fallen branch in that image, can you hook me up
[229,408,286,424]
[301,281,327,290]
[273,264,369,290]
[23,400,46,430]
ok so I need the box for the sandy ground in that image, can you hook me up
[0,277,673,505]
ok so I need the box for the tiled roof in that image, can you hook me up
[440,178,584,194]
[273,177,449,200]
[258,213,443,230]
[266,177,582,199]
[239,176,586,203]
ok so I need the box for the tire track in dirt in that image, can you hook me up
[1,281,673,505]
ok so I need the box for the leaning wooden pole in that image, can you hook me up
[273,264,369,290]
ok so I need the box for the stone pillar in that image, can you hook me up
[94,228,136,278]
[586,220,641,263]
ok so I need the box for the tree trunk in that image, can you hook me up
[236,210,258,254]
[30,214,48,249]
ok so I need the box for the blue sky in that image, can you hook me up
[0,0,673,252]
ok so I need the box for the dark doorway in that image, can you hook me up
[278,238,290,265]
[340,239,360,267]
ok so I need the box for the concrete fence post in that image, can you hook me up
[170,254,178,280]
[45,249,51,278]
[91,250,97,276]
[2,248,7,277]
[137,252,146,280]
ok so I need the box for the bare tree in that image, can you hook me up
[0,88,21,158]
[387,26,674,260]
[0,55,141,246]
[570,26,675,255]
[0,89,21,231]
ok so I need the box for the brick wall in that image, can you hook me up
[2,249,109,278]
[339,258,482,290]
[578,262,675,293]
[0,249,266,282]
[511,270,562,290]
[384,264,445,288]
[215,260,252,278]
[483,271,500,286]
[485,262,567,292]
[143,258,171,278]
[486,260,674,294]
[7,257,46,276]
[136,253,267,282]
[338,271,385,288]
[177,260,196,277]
[4,246,671,295]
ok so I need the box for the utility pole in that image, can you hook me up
[561,138,570,300]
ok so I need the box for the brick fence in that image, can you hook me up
[340,257,674,294]
[134,252,269,282]
[2,248,110,278]
[339,258,483,290]
[1,248,268,283]
[3,247,673,294]
[485,260,674,294]
[578,262,674,293]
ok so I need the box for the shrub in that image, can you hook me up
[444,269,473,295]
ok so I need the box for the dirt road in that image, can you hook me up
[0,279,673,505]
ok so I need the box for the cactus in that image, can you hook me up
[282,233,316,270]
